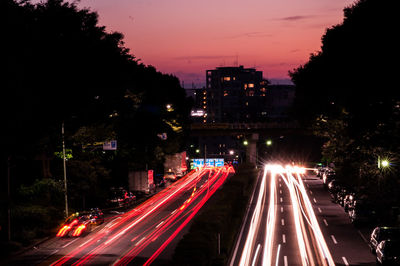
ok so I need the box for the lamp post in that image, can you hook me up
[62,122,69,218]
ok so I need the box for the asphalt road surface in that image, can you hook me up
[7,166,234,266]
[230,164,376,266]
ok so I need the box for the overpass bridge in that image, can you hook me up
[189,122,311,165]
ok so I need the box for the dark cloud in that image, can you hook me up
[279,15,314,21]
[220,31,272,40]
[173,55,235,61]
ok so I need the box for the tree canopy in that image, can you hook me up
[1,0,191,243]
[290,0,399,219]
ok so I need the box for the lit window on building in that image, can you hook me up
[260,87,266,92]
[203,91,206,95]
[248,90,255,96]
[224,91,228,96]
[233,77,236,80]
[223,77,231,81]
[244,84,248,90]
[245,102,249,106]
[248,83,254,88]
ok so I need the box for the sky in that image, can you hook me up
[65,0,356,87]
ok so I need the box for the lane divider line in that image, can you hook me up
[323,219,328,227]
[331,235,337,244]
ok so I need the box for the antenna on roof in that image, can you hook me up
[234,53,239,67]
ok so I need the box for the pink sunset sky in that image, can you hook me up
[64,0,355,87]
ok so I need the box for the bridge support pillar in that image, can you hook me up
[246,133,259,164]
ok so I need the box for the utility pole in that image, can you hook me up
[62,122,69,218]
[7,156,11,241]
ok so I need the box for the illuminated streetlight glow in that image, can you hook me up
[266,140,272,146]
[381,160,389,167]
[229,150,234,155]
[243,140,248,146]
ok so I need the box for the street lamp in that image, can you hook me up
[62,122,69,218]
[229,150,234,155]
[266,139,272,146]
[166,104,174,112]
[243,140,248,146]
[381,160,389,168]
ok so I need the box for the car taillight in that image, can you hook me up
[57,225,71,237]
[72,225,86,237]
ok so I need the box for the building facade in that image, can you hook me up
[205,66,269,123]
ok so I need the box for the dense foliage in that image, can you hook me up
[290,0,400,222]
[1,0,191,245]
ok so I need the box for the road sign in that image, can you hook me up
[103,140,117,150]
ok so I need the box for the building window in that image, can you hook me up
[245,102,249,106]
[260,87,266,92]
[248,83,254,88]
[248,90,254,96]
[223,77,231,81]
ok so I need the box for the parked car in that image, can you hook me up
[164,171,177,182]
[108,187,136,208]
[323,169,336,186]
[336,187,349,207]
[376,239,400,265]
[327,180,342,201]
[343,192,355,212]
[370,227,400,254]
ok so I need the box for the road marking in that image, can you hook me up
[79,237,94,247]
[279,183,282,187]
[306,184,309,188]
[156,221,164,228]
[48,249,60,258]
[275,244,281,266]
[309,190,313,195]
[281,207,284,213]
[313,198,317,203]
[171,209,177,215]
[282,234,286,243]
[281,219,285,226]
[284,256,288,266]
[280,190,282,194]
[323,219,328,226]
[342,256,349,266]
[251,244,261,266]
[62,238,78,248]
[358,230,369,244]
[135,237,146,246]
[318,207,322,213]
[280,197,283,203]
[331,235,338,244]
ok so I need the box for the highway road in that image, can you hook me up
[230,164,376,266]
[8,165,234,266]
